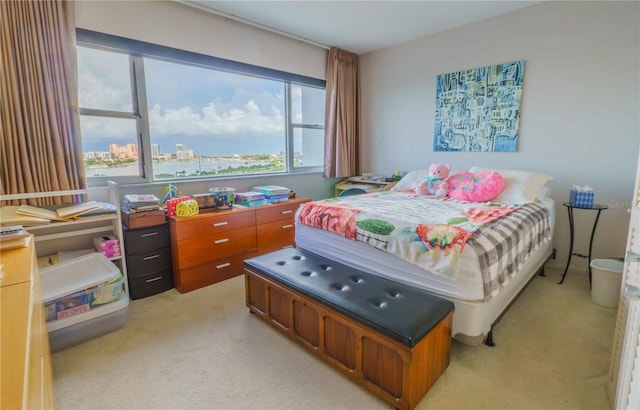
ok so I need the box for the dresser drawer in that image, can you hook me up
[173,211,256,240]
[124,224,170,254]
[255,202,301,224]
[128,268,174,300]
[126,248,172,277]
[257,220,296,255]
[174,250,257,293]
[175,226,256,268]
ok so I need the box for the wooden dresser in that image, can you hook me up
[1,235,55,409]
[168,197,310,293]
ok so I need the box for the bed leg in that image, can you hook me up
[538,267,546,277]
[484,330,495,347]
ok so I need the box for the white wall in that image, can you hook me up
[75,0,339,200]
[360,1,639,270]
[75,0,327,79]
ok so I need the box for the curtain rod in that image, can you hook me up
[176,1,331,50]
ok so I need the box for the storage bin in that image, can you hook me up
[47,296,129,352]
[590,259,623,308]
[40,253,124,322]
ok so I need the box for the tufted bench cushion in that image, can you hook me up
[244,247,454,409]
[244,247,454,347]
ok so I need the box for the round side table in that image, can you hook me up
[558,202,608,287]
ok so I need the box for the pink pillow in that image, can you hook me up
[448,171,505,202]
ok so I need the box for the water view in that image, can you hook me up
[85,155,285,179]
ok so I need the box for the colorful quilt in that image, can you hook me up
[297,191,552,299]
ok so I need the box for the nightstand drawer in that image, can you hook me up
[124,224,170,254]
[126,248,172,277]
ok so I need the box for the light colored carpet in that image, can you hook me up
[52,266,616,410]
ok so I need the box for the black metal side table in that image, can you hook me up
[558,202,608,287]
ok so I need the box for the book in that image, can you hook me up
[237,199,268,208]
[0,225,29,242]
[252,185,290,196]
[55,201,102,219]
[124,194,160,203]
[16,204,70,221]
[235,191,265,202]
[0,206,50,226]
[0,234,31,250]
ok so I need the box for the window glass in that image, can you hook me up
[77,46,132,112]
[144,58,286,180]
[293,127,324,168]
[291,85,325,125]
[76,30,325,183]
[80,116,139,177]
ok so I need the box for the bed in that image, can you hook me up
[295,167,555,346]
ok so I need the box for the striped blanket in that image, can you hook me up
[297,191,551,300]
[468,202,551,299]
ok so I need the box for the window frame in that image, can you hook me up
[76,29,326,185]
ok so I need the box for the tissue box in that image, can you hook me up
[93,235,121,258]
[570,189,594,208]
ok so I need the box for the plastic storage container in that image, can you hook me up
[40,253,124,322]
[39,252,129,351]
[590,259,624,308]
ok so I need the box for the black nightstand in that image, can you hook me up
[123,223,174,299]
[558,202,608,287]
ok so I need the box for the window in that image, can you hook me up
[76,30,325,183]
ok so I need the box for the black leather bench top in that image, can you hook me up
[244,248,454,347]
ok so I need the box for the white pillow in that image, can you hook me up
[469,166,553,204]
[390,170,430,192]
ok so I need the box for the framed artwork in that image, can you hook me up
[433,60,525,152]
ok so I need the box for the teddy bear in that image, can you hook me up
[416,164,451,197]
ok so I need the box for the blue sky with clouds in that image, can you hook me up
[77,46,300,156]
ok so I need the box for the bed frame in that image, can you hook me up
[295,223,553,346]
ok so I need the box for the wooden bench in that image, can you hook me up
[244,248,454,410]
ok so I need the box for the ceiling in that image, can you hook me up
[179,1,541,55]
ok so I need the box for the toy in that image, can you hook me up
[162,183,178,205]
[417,164,450,197]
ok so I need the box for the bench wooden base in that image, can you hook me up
[245,267,453,410]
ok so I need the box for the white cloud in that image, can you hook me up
[148,99,284,137]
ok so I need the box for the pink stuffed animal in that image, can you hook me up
[417,164,451,197]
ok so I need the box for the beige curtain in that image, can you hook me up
[323,47,360,178]
[0,0,85,206]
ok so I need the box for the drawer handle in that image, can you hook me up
[214,238,229,244]
[143,254,160,261]
[216,262,231,269]
[281,224,293,229]
[281,210,293,215]
[140,232,159,237]
[213,221,228,227]
[145,276,163,283]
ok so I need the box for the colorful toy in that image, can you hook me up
[417,164,450,197]
[162,183,178,205]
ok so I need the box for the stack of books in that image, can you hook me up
[123,194,161,212]
[0,225,31,250]
[235,191,267,208]
[252,185,290,204]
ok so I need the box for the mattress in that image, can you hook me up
[295,197,555,302]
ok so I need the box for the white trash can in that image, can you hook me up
[590,259,624,308]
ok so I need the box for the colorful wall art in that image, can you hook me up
[433,60,525,152]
